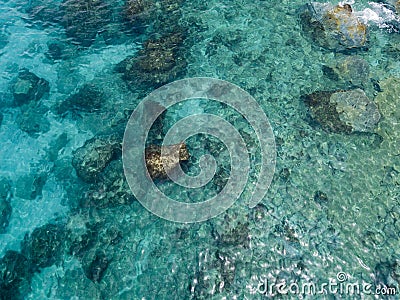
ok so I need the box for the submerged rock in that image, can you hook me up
[72,134,121,183]
[122,0,154,30]
[0,251,33,299]
[0,178,12,233]
[84,251,110,283]
[56,83,104,114]
[61,0,111,47]
[83,160,134,208]
[145,143,190,179]
[123,0,183,34]
[17,103,51,137]
[0,197,12,233]
[0,33,9,50]
[299,3,367,51]
[23,0,62,25]
[14,172,47,200]
[303,88,381,133]
[334,56,370,87]
[12,69,50,106]
[21,223,67,269]
[119,31,187,89]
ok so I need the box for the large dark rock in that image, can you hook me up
[72,134,121,183]
[61,0,112,47]
[12,69,50,106]
[0,251,33,299]
[122,0,154,31]
[21,224,67,270]
[303,88,381,134]
[299,3,368,51]
[119,31,187,89]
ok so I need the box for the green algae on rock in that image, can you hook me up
[303,88,380,134]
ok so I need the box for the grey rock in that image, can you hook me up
[335,56,370,87]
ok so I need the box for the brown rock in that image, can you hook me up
[145,143,189,179]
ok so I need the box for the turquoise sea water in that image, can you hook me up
[0,0,399,298]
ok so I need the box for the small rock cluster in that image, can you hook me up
[299,3,384,134]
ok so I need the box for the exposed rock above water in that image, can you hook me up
[299,3,368,51]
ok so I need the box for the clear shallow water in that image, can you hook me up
[0,0,399,299]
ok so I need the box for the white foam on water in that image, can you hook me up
[353,2,400,30]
